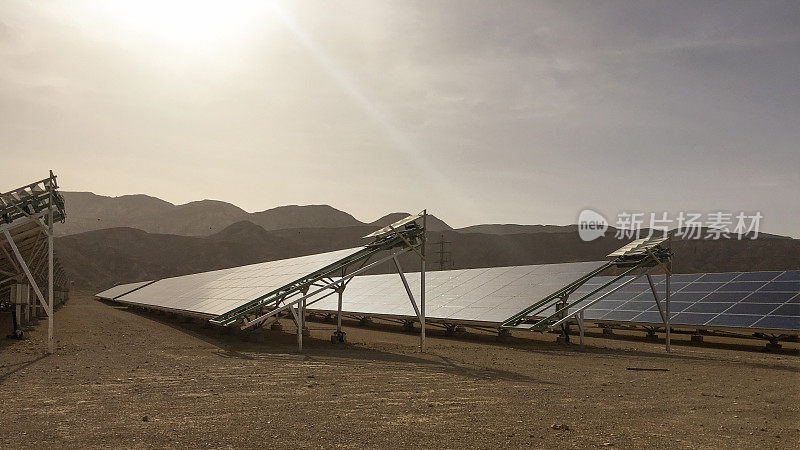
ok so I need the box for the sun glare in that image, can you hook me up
[94,0,268,45]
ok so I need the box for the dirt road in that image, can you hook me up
[1,294,798,448]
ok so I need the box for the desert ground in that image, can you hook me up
[1,293,798,449]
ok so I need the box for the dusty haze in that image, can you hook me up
[1,1,798,236]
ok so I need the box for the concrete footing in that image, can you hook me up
[765,341,782,351]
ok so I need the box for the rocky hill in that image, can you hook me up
[57,221,800,291]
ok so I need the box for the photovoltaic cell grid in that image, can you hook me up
[114,247,360,316]
[95,280,154,300]
[567,270,799,331]
[103,247,799,333]
[309,261,608,324]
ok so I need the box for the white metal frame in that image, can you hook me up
[1,197,56,353]
[239,211,428,352]
[547,269,673,352]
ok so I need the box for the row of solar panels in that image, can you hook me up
[96,249,800,333]
[96,258,608,324]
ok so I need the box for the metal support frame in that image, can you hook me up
[501,237,673,352]
[212,221,425,328]
[3,227,54,353]
[0,172,65,354]
[502,262,614,328]
[218,212,427,352]
[531,262,652,329]
[239,249,407,333]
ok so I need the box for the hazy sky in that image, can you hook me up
[1,1,798,236]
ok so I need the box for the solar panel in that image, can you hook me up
[114,247,360,316]
[563,270,799,332]
[95,280,154,300]
[308,261,608,324]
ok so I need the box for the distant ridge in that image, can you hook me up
[59,192,366,237]
[251,205,363,230]
[58,222,800,291]
[53,190,800,291]
[58,192,454,237]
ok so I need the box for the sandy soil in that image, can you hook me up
[1,293,798,449]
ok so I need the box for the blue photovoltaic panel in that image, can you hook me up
[567,270,799,332]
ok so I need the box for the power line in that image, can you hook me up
[430,232,452,270]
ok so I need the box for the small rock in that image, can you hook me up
[550,424,569,431]
[603,443,614,447]
[141,416,149,422]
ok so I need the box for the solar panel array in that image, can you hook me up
[567,270,799,331]
[114,247,359,316]
[95,280,154,300]
[310,261,607,324]
[102,249,800,333]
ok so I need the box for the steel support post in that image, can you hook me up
[420,210,426,353]
[10,286,21,338]
[22,285,30,323]
[578,310,585,348]
[665,269,671,353]
[47,201,54,354]
[646,274,666,323]
[289,304,302,352]
[336,291,343,334]
[302,298,307,337]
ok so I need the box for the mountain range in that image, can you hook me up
[57,192,454,236]
[53,192,800,290]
